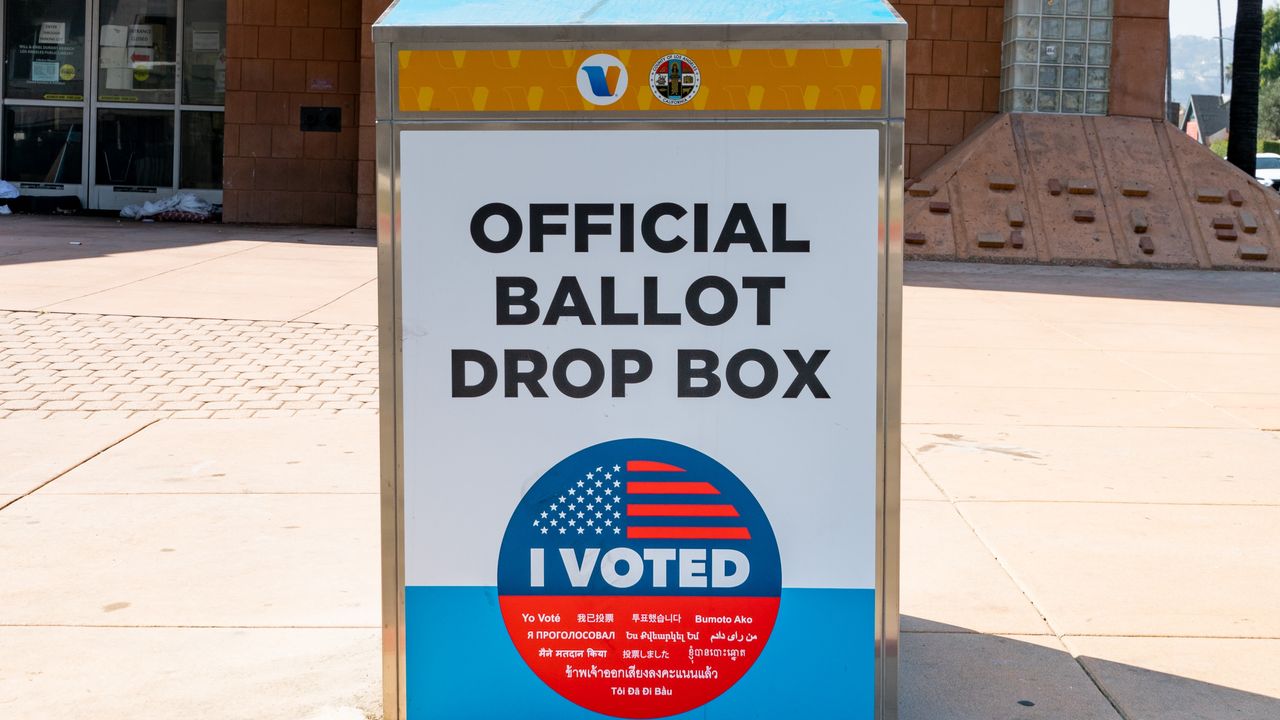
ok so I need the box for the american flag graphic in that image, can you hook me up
[532,460,751,541]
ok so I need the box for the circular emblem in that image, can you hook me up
[497,439,781,718]
[649,54,701,106]
[58,64,76,81]
[577,53,629,106]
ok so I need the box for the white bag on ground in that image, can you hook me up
[120,192,212,220]
[0,180,19,200]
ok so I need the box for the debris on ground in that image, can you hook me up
[0,179,17,215]
[120,192,216,222]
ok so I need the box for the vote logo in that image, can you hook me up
[649,54,700,106]
[577,53,629,106]
[498,439,781,718]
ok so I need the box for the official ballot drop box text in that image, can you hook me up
[374,2,906,718]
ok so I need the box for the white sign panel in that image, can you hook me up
[38,22,66,45]
[398,128,882,718]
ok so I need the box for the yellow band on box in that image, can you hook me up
[398,48,883,113]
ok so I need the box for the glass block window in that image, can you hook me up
[1000,0,1113,115]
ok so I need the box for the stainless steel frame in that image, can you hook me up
[376,16,904,720]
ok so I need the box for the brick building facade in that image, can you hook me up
[896,0,1169,179]
[0,0,1168,228]
[222,0,391,227]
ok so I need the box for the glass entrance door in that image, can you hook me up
[88,0,224,210]
[89,0,179,209]
[2,0,90,203]
[0,0,223,211]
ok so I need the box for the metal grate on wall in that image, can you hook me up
[1000,0,1113,115]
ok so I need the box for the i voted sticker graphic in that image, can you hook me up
[498,439,781,718]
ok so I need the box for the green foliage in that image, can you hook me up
[1264,7,1280,86]
[1261,80,1280,139]
[1208,138,1274,158]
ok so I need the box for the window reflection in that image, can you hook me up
[183,0,226,106]
[96,109,173,187]
[97,0,177,104]
[3,106,84,184]
[4,0,87,101]
[180,112,223,189]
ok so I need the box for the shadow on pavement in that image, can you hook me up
[902,617,1280,720]
[0,215,374,267]
[905,261,1280,309]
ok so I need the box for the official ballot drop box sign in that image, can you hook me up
[374,2,906,718]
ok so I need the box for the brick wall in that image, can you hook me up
[895,0,1005,179]
[221,0,1170,226]
[895,0,1169,179]
[1110,0,1170,120]
[223,0,363,225]
[358,0,393,229]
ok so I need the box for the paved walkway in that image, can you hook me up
[898,262,1280,720]
[0,311,376,418]
[0,216,1277,719]
[0,216,374,323]
[0,216,378,418]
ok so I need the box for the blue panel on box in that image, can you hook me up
[377,0,902,28]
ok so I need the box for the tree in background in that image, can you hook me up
[1258,7,1280,141]
[1228,0,1264,175]
[1260,80,1280,139]
[1261,7,1280,86]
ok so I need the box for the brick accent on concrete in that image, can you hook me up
[223,0,364,226]
[0,312,377,419]
[904,113,1278,270]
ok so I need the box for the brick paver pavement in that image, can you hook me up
[0,311,377,419]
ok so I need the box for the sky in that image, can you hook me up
[1169,0,1280,39]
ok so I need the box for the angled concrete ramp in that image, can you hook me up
[905,113,1279,270]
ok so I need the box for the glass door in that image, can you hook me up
[88,0,223,210]
[0,0,223,211]
[89,0,176,209]
[2,0,90,204]
[176,0,224,203]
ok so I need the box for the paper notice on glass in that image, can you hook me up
[31,61,59,83]
[38,22,66,45]
[105,68,133,90]
[129,47,154,66]
[101,25,129,47]
[129,24,154,48]
[192,30,221,52]
[100,47,127,68]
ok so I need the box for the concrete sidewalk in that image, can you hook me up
[0,216,374,323]
[1,219,1278,719]
[0,216,377,419]
[899,263,1280,720]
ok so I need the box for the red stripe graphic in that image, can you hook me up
[627,461,686,473]
[627,527,752,540]
[627,482,719,495]
[627,504,740,517]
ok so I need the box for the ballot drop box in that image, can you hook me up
[374,2,906,718]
